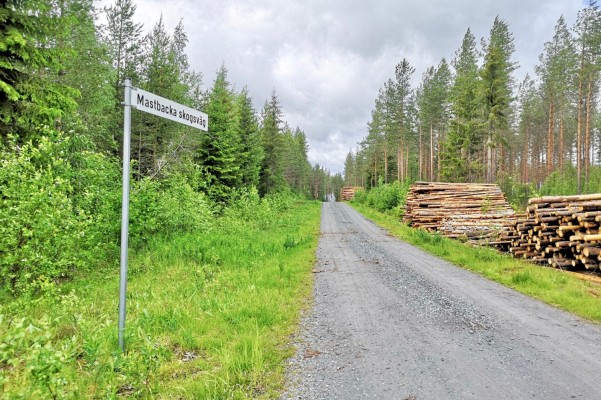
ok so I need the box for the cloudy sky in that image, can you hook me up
[108,0,587,174]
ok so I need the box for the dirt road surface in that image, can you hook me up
[281,202,601,399]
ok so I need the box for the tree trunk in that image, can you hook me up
[547,100,554,176]
[559,117,564,170]
[486,136,493,183]
[577,76,583,194]
[576,30,586,195]
[384,146,388,184]
[585,75,593,191]
[418,125,423,180]
[521,126,529,183]
[437,128,444,181]
[406,145,409,181]
[430,123,434,181]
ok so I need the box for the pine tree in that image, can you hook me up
[573,2,601,192]
[393,59,415,182]
[536,16,578,178]
[515,74,546,185]
[343,151,356,186]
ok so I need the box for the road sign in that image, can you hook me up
[118,79,208,351]
[132,87,208,131]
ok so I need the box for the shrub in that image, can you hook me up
[0,137,85,294]
[128,175,215,247]
[352,181,409,214]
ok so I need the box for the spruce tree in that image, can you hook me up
[103,0,143,93]
[236,88,263,188]
[0,0,78,141]
[57,0,116,152]
[443,28,482,182]
[480,16,517,183]
[259,89,284,195]
[196,65,240,202]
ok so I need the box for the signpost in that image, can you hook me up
[118,78,208,351]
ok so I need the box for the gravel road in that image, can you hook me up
[280,202,601,399]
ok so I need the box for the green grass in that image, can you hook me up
[351,202,601,323]
[0,200,321,399]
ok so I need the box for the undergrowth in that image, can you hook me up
[0,193,321,399]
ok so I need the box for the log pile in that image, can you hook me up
[403,182,516,244]
[499,194,601,270]
[340,186,362,201]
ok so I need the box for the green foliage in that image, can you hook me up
[236,88,263,188]
[0,288,169,399]
[0,314,79,399]
[1,198,321,398]
[259,89,285,195]
[0,129,216,294]
[128,175,215,246]
[541,165,601,195]
[0,0,79,141]
[498,175,539,210]
[352,181,409,214]
[0,135,85,294]
[196,65,241,202]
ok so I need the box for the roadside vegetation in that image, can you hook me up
[1,192,321,399]
[1,2,330,397]
[351,185,601,323]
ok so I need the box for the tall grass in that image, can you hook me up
[0,195,321,399]
[351,202,601,323]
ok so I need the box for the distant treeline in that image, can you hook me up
[346,6,601,200]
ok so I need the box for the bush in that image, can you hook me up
[541,165,601,196]
[222,187,298,231]
[128,175,215,247]
[352,181,409,214]
[0,137,85,294]
[0,132,215,294]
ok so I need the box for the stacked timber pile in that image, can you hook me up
[403,182,516,244]
[340,187,362,201]
[500,194,601,270]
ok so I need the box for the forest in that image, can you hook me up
[3,1,601,397]
[345,5,601,205]
[0,0,343,294]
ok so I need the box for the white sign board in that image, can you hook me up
[132,87,208,131]
[119,79,209,351]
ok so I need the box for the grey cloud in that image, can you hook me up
[124,0,584,174]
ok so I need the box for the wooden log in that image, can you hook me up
[582,234,601,242]
[583,247,601,257]
[551,259,573,268]
[528,193,601,205]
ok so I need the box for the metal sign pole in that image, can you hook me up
[118,78,132,351]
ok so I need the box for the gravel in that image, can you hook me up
[280,202,601,399]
